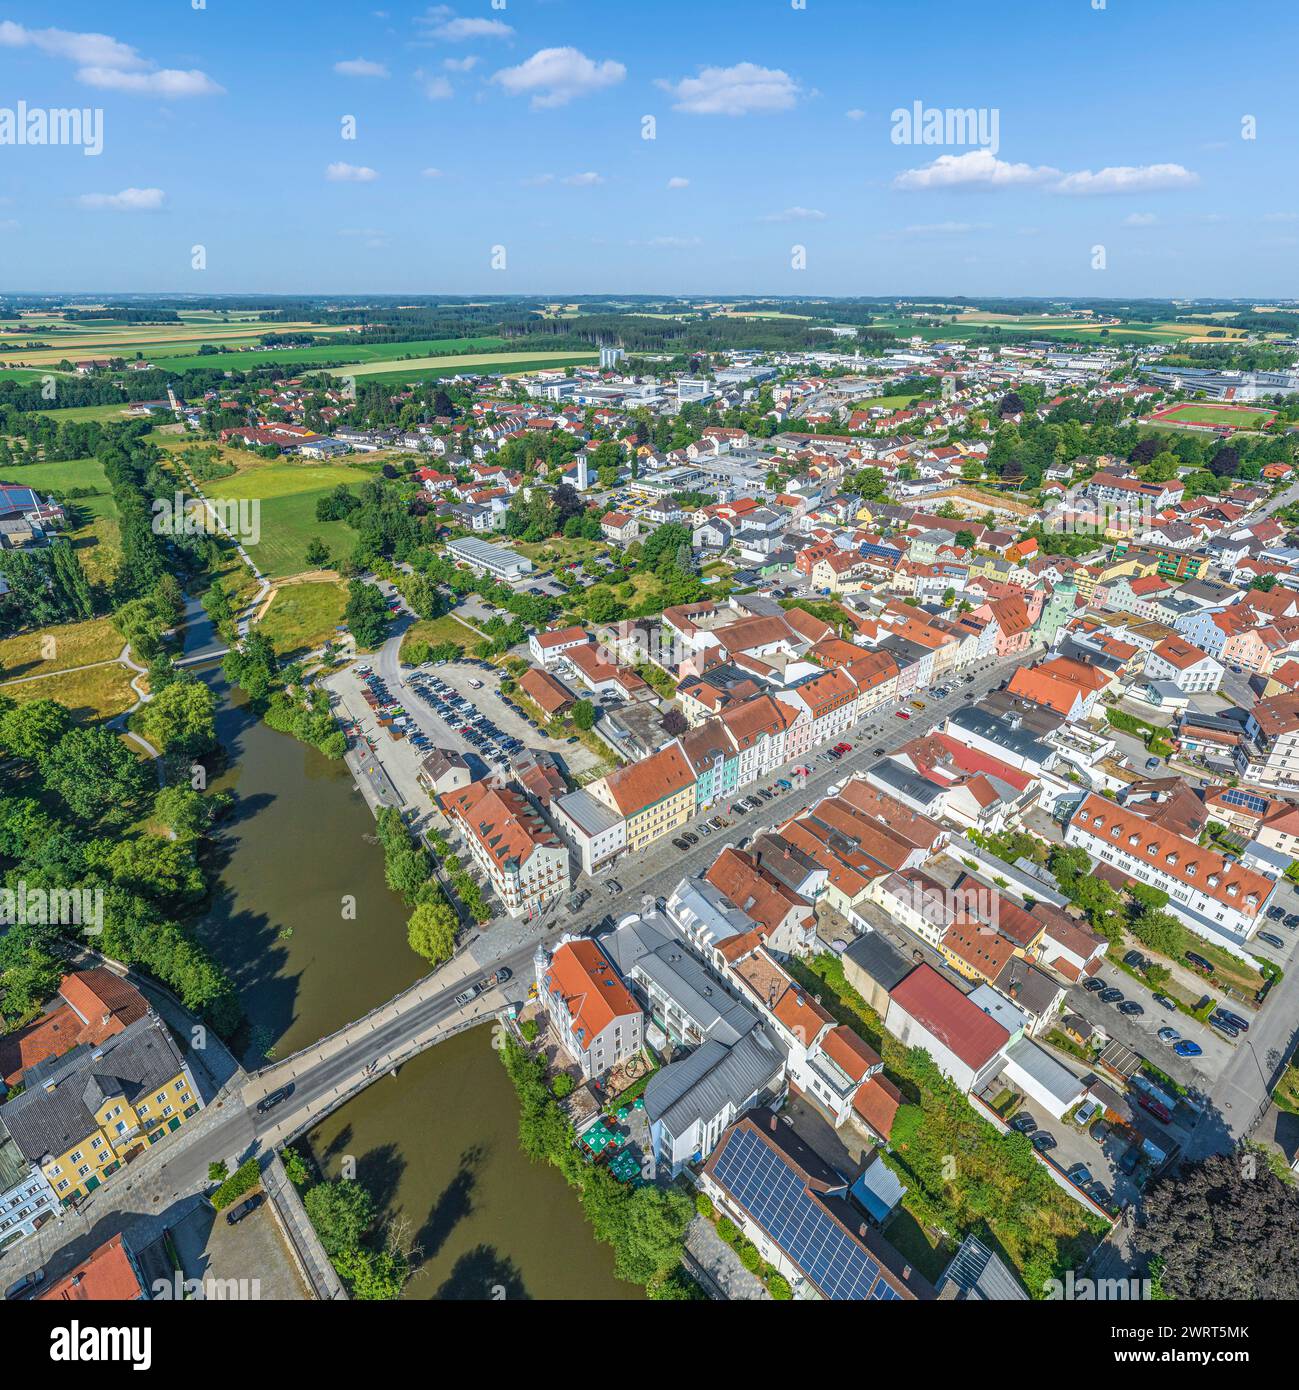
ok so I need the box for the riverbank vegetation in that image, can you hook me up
[498,1032,700,1299]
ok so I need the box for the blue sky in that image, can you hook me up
[0,0,1296,296]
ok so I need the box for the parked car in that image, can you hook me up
[4,1269,45,1301]
[1259,931,1285,950]
[1083,976,1106,992]
[1267,904,1286,921]
[1088,1182,1111,1207]
[682,832,699,847]
[1210,1015,1240,1039]
[453,986,480,1008]
[1185,952,1215,975]
[1010,1113,1037,1134]
[1152,994,1177,1012]
[1099,987,1124,1004]
[1173,1040,1203,1058]
[671,838,690,851]
[1123,949,1147,970]
[1157,1026,1181,1044]
[1067,1164,1092,1186]
[1030,1132,1056,1152]
[895,711,911,720]
[1137,1094,1172,1124]
[1119,1001,1145,1017]
[1119,1148,1141,1175]
[1216,1009,1250,1033]
[1285,914,1299,929]
[225,1194,264,1226]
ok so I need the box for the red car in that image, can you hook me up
[1137,1093,1171,1125]
[895,710,911,720]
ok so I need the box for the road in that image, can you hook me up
[566,648,1035,932]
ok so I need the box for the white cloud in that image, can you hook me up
[76,65,224,96]
[760,206,826,223]
[421,167,443,179]
[1263,212,1299,223]
[417,70,454,100]
[334,57,389,78]
[667,176,690,189]
[893,150,1061,190]
[845,108,866,121]
[78,187,165,212]
[1123,212,1158,227]
[522,173,556,187]
[657,62,800,116]
[443,56,478,72]
[562,171,604,187]
[1052,163,1198,195]
[492,47,626,109]
[0,21,222,96]
[641,235,702,248]
[326,162,379,182]
[418,6,513,41]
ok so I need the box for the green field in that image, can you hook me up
[0,367,56,383]
[256,580,348,659]
[333,351,600,384]
[32,402,136,422]
[151,334,510,374]
[214,461,373,578]
[2,457,122,581]
[1151,403,1277,427]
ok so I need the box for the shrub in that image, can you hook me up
[695,1192,714,1219]
[207,1160,229,1184]
[768,1273,792,1300]
[520,1018,540,1043]
[716,1217,738,1245]
[210,1158,261,1210]
[738,1240,762,1272]
[552,1072,575,1099]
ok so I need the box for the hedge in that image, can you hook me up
[209,1158,262,1210]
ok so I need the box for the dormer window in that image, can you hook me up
[1166,852,1178,866]
[1110,826,1121,838]
[1226,884,1238,897]
[1147,843,1159,855]
[1128,833,1140,847]
[1207,874,1219,888]
[1186,863,1197,877]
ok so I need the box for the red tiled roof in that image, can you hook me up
[888,964,1009,1069]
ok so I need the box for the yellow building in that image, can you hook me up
[0,1015,203,1205]
[589,740,698,853]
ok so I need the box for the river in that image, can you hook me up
[193,662,637,1299]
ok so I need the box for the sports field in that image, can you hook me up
[330,351,599,384]
[1145,402,1277,429]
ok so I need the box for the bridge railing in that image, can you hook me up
[271,1010,504,1143]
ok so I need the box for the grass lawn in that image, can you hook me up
[1,455,113,493]
[0,615,123,680]
[331,351,599,384]
[256,580,348,660]
[1275,1060,1299,1115]
[861,392,925,411]
[209,461,373,578]
[399,614,476,661]
[1,659,137,722]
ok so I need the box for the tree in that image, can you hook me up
[407,896,457,965]
[1137,1153,1299,1299]
[572,699,596,731]
[303,1179,375,1259]
[41,726,152,825]
[345,580,390,651]
[0,698,71,763]
[139,677,218,756]
[304,538,331,567]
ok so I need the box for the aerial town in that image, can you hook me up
[1,0,1297,1355]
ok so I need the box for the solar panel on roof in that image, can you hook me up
[1221,788,1268,815]
[711,1127,902,1301]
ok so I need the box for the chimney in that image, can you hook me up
[769,1113,778,1133]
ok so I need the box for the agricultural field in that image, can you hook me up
[151,334,508,374]
[208,460,373,578]
[32,402,138,422]
[0,316,354,368]
[255,579,348,660]
[330,350,600,383]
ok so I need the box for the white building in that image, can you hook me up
[1143,636,1224,694]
